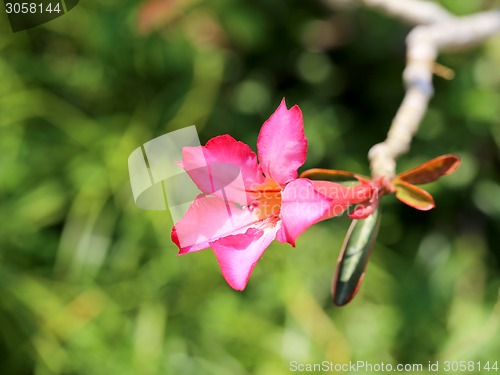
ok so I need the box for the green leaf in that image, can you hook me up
[394,154,461,185]
[394,180,435,210]
[333,208,381,306]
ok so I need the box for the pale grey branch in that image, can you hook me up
[366,3,500,179]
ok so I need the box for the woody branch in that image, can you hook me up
[367,1,500,179]
[324,0,500,179]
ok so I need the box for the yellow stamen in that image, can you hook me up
[250,179,282,220]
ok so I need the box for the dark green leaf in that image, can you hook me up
[333,208,381,306]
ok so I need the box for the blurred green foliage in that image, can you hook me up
[1,0,500,374]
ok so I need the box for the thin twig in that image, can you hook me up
[321,0,452,24]
[362,0,453,25]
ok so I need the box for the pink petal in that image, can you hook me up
[257,99,307,185]
[277,179,344,246]
[181,135,265,205]
[311,180,373,219]
[210,226,279,291]
[172,194,259,254]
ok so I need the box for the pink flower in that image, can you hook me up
[171,99,371,290]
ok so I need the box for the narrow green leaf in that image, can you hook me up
[333,208,381,306]
[394,154,461,185]
[394,180,435,210]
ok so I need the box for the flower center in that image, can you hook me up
[248,179,282,220]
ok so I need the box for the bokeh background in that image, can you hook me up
[1,0,500,374]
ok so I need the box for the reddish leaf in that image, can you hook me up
[394,180,435,211]
[333,207,381,306]
[394,154,461,185]
[137,0,197,35]
[137,0,174,34]
[299,168,368,183]
[348,198,379,220]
